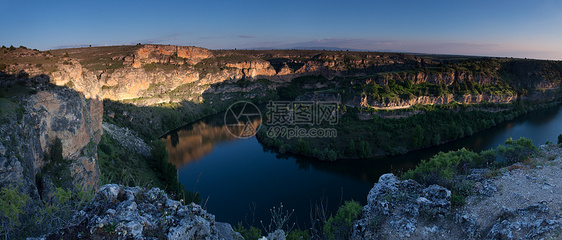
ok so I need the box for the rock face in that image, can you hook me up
[3,45,562,108]
[131,44,213,67]
[0,86,102,198]
[352,173,453,239]
[382,71,500,86]
[349,93,518,109]
[353,149,562,240]
[45,184,243,240]
[27,88,103,190]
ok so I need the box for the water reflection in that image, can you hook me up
[164,122,236,167]
[164,118,262,167]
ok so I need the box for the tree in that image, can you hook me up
[403,79,413,89]
[412,125,424,148]
[347,139,356,155]
[323,200,362,240]
[558,134,562,145]
[358,141,371,158]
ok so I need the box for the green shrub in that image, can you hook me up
[402,148,479,187]
[0,184,29,238]
[234,222,263,240]
[323,200,362,240]
[451,194,466,206]
[496,137,537,164]
[287,228,311,240]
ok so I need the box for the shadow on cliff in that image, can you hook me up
[0,69,107,213]
[0,70,51,89]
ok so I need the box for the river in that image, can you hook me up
[163,104,562,227]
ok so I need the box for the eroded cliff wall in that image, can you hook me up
[0,86,102,199]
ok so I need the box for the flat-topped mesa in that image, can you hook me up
[130,44,213,68]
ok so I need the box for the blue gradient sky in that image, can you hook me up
[1,0,561,59]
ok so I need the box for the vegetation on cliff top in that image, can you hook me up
[402,137,538,206]
[258,99,559,160]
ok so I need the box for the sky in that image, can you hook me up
[1,0,561,60]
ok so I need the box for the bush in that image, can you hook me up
[323,200,362,240]
[496,137,537,164]
[0,184,30,238]
[451,180,474,206]
[234,222,263,240]
[287,228,310,240]
[402,148,479,187]
[450,194,466,206]
[558,134,562,144]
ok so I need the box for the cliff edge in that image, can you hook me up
[352,145,562,239]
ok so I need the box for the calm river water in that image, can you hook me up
[163,104,562,227]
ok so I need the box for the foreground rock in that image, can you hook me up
[352,173,458,239]
[45,184,243,240]
[352,146,562,239]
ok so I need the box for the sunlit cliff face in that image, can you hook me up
[164,119,261,167]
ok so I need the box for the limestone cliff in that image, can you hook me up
[3,45,560,109]
[0,84,102,199]
[349,93,518,109]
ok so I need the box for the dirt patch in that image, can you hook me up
[462,145,562,239]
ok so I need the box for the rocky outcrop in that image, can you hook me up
[0,85,102,199]
[28,88,102,190]
[131,44,213,68]
[381,71,500,86]
[225,61,277,79]
[353,146,562,239]
[349,93,518,109]
[44,184,243,239]
[352,173,453,239]
[102,123,151,157]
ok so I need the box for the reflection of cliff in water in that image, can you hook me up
[164,119,261,168]
[164,121,236,167]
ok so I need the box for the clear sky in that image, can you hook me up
[1,0,561,59]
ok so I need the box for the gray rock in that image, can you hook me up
[215,222,244,240]
[419,184,451,215]
[96,184,121,202]
[0,142,5,156]
[455,211,480,238]
[44,184,241,239]
[352,174,456,239]
[487,202,562,239]
[263,229,286,240]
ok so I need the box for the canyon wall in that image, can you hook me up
[349,93,518,109]
[0,86,102,201]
